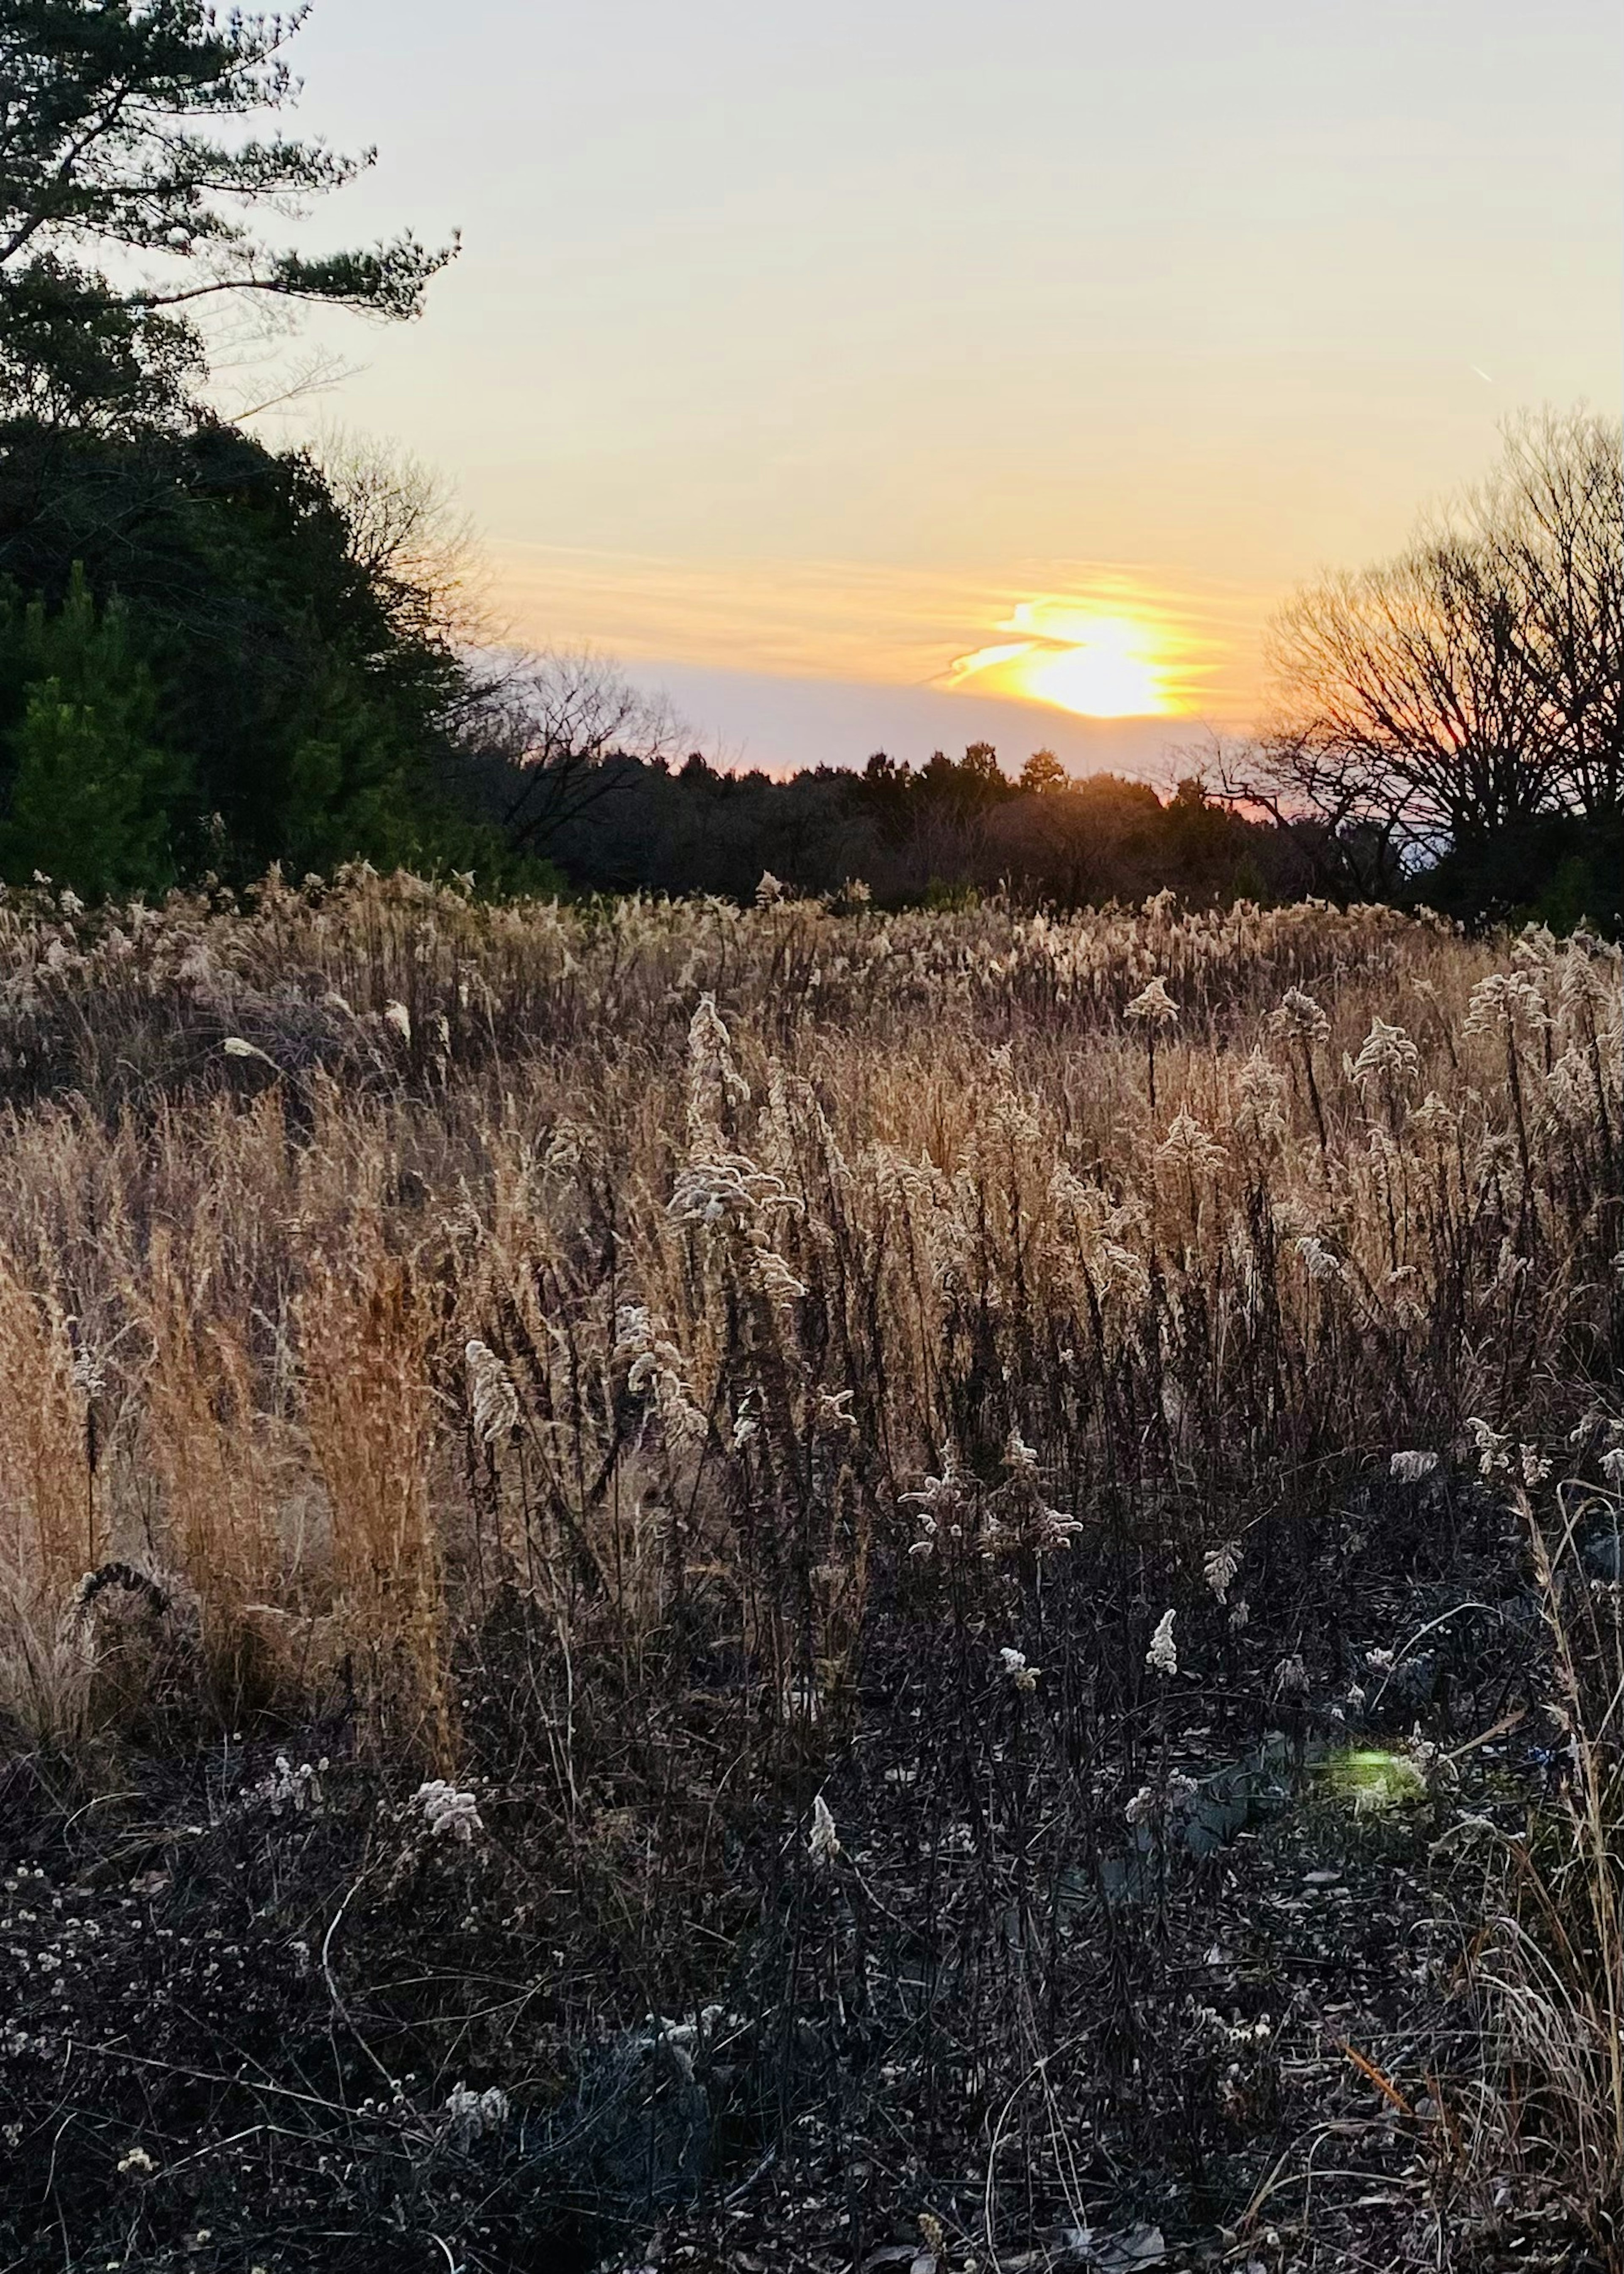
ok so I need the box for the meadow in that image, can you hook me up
[1,869,1620,2272]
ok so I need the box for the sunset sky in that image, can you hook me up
[272,0,1621,775]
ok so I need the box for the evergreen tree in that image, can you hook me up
[0,0,454,430]
[0,570,187,892]
[0,3,506,897]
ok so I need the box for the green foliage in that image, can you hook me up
[0,0,454,429]
[0,423,533,897]
[921,876,982,912]
[0,0,497,902]
[0,570,187,894]
[0,255,206,436]
[1414,811,1624,937]
[852,743,1017,840]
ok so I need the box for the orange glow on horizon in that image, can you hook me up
[946,598,1202,719]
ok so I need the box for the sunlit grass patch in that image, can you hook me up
[1318,1746,1428,1816]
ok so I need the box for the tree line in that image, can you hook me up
[482,742,1318,909]
[1,2,1618,926]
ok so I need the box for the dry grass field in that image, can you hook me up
[1,870,1621,2272]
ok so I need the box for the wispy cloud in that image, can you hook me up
[490,542,1273,724]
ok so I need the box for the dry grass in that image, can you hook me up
[0,867,1620,2260]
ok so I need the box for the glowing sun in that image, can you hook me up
[947,600,1180,719]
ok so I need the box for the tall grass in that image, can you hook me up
[0,867,1619,2249]
[0,872,1616,1726]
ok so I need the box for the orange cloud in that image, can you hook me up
[490,543,1270,722]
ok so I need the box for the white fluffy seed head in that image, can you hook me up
[465,1340,519,1446]
[1390,1449,1439,1484]
[1125,977,1179,1028]
[807,1792,841,1865]
[1146,1608,1178,1677]
[1203,1543,1241,1603]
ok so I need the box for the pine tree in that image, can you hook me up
[0,1,455,428]
[0,570,189,894]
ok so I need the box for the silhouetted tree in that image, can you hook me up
[1232,410,1623,920]
[0,3,495,897]
[1019,747,1068,795]
[0,0,455,430]
[1477,410,1623,821]
[461,650,681,861]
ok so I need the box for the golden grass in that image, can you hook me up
[0,867,1621,2247]
[0,871,1614,1755]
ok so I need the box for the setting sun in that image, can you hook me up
[946,600,1184,719]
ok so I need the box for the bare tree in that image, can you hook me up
[1267,538,1552,851]
[469,649,686,858]
[1472,408,1624,821]
[314,429,492,648]
[1231,411,1621,881]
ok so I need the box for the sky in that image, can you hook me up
[256,0,1621,776]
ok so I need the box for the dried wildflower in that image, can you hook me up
[260,1754,325,1817]
[1125,977,1179,1028]
[542,1119,586,1178]
[117,2147,156,2178]
[1602,1447,1624,1489]
[382,1000,412,1043]
[1558,943,1613,1012]
[1003,1428,1040,1478]
[807,1792,841,1865]
[1465,1416,1512,1476]
[1125,1783,1157,1828]
[69,1344,106,1398]
[1146,1608,1178,1676]
[686,992,751,1136]
[1408,1090,1456,1142]
[616,1305,710,1451]
[999,1646,1040,1693]
[1295,1233,1343,1283]
[222,1036,274,1065]
[812,1387,856,1433]
[1401,1723,1455,1790]
[1234,1048,1289,1147]
[668,1150,782,1227]
[1464,969,1551,1035]
[1203,1542,1241,1604]
[1345,1018,1420,1091]
[1228,1596,1249,1631]
[465,1340,519,1446]
[754,870,786,907]
[1390,1449,1438,1484]
[1273,1652,1309,1700]
[1031,1503,1085,1552]
[415,1780,483,1843]
[1520,1443,1551,1487]
[445,2082,510,2145]
[902,1450,967,1555]
[1274,987,1329,1042]
[1156,1109,1227,1176]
